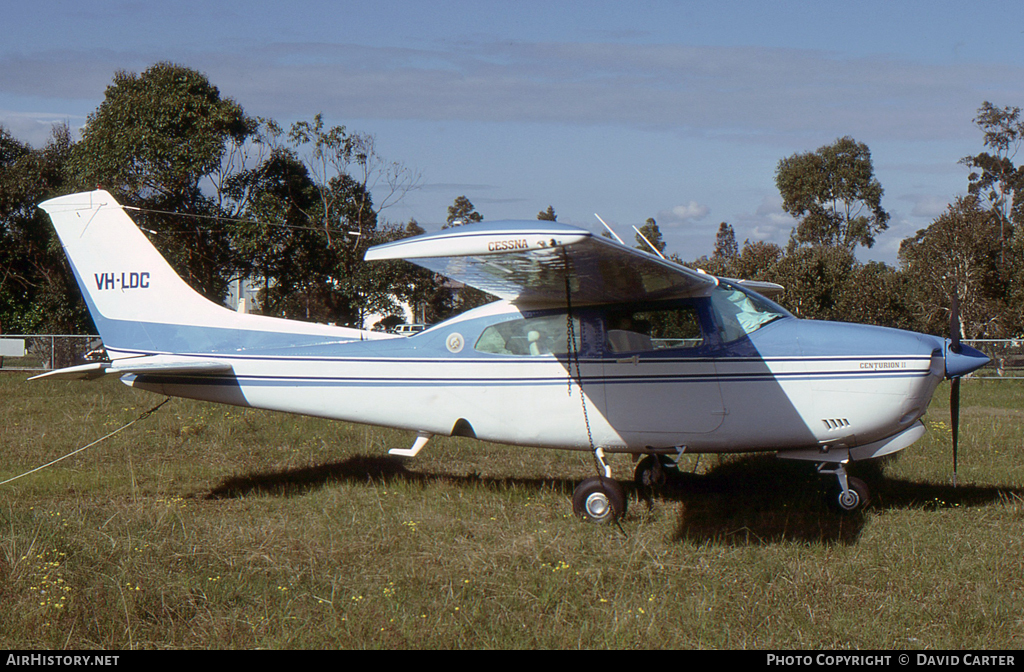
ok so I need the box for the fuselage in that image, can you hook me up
[122,282,959,458]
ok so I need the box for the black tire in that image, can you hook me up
[832,476,870,513]
[634,455,666,489]
[572,476,626,523]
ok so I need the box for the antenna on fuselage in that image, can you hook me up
[594,214,626,246]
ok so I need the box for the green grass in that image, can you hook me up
[1,373,1023,649]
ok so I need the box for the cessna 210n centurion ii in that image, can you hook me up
[36,190,989,523]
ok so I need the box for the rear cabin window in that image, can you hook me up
[474,314,580,356]
[606,306,704,353]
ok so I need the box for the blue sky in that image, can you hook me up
[3,0,1023,264]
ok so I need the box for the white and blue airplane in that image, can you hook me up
[35,189,989,523]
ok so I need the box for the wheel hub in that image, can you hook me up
[585,492,610,519]
[838,489,860,510]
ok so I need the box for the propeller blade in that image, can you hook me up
[949,285,961,486]
[950,290,961,354]
[950,376,960,487]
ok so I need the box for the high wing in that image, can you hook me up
[728,278,784,298]
[365,221,719,306]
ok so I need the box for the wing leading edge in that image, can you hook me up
[365,221,718,306]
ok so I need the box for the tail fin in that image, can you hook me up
[40,190,385,359]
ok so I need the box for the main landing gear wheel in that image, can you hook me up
[832,476,870,513]
[572,476,626,524]
[633,455,681,489]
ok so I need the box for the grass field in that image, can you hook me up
[1,372,1022,649]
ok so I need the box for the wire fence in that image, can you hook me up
[0,335,103,372]
[1,335,1021,378]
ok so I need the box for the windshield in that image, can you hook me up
[710,282,790,342]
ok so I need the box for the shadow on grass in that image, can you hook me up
[204,453,1023,547]
[868,475,1024,511]
[659,455,867,547]
[205,455,576,501]
[660,455,1024,547]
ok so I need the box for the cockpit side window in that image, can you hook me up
[710,282,789,342]
[606,305,704,353]
[474,314,581,356]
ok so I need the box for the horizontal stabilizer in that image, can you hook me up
[30,356,233,381]
[29,362,111,381]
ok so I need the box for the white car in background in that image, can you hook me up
[391,323,428,336]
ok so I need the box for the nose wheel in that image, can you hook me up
[818,462,870,513]
[833,477,869,511]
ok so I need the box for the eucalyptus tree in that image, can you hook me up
[221,147,324,318]
[770,245,860,321]
[224,115,422,327]
[899,196,1010,338]
[435,195,493,313]
[287,114,419,244]
[69,62,257,302]
[775,136,889,251]
[0,124,89,334]
[960,102,1024,236]
[959,102,1024,329]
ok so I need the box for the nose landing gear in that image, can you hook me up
[818,461,870,513]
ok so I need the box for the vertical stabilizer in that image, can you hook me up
[40,190,387,358]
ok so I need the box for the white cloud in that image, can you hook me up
[659,200,710,224]
[4,40,1020,146]
[729,194,796,247]
[0,110,85,148]
[902,194,952,219]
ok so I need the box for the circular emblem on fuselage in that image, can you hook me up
[446,332,465,353]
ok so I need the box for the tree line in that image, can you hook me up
[1,63,430,333]
[1,63,1021,340]
[643,107,1024,341]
